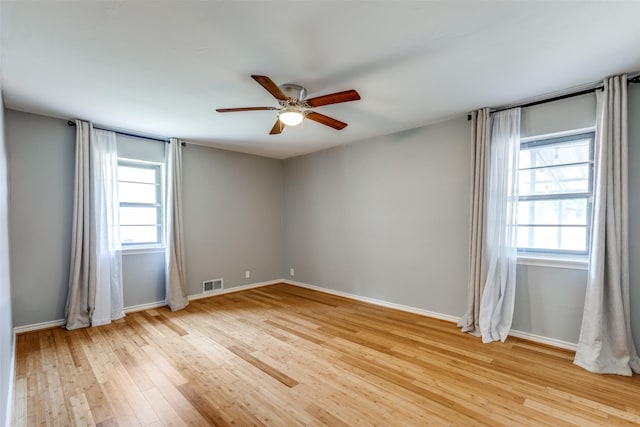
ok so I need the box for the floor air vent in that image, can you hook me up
[203,278,223,293]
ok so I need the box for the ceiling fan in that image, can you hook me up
[216,75,361,135]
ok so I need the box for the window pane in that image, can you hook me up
[519,138,590,169]
[120,226,160,244]
[119,182,157,203]
[117,161,163,247]
[120,206,159,226]
[517,133,593,255]
[517,199,588,226]
[517,226,588,252]
[518,164,590,196]
[118,166,156,184]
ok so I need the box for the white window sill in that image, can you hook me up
[121,246,165,256]
[517,254,588,270]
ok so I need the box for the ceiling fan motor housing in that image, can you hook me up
[279,83,307,101]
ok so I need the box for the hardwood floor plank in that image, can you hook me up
[13,283,640,426]
[523,398,606,427]
[156,313,190,336]
[545,386,640,423]
[113,347,155,392]
[176,381,231,427]
[100,379,141,426]
[262,318,326,344]
[68,392,97,426]
[142,386,187,426]
[226,345,299,388]
[137,346,210,425]
[11,378,27,427]
[304,402,353,427]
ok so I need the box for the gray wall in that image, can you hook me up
[6,110,284,327]
[182,144,283,295]
[6,111,75,327]
[283,93,605,345]
[520,92,596,138]
[122,253,165,307]
[512,266,586,343]
[283,118,471,316]
[1,91,14,425]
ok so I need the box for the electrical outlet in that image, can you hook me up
[245,271,250,279]
[290,268,295,276]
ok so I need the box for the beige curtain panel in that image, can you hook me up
[458,108,491,336]
[165,138,189,311]
[65,122,124,330]
[574,75,640,375]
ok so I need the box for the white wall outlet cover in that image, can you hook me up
[290,268,295,276]
[245,271,250,278]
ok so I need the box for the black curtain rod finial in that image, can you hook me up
[67,120,76,126]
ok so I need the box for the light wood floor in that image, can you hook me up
[12,283,640,426]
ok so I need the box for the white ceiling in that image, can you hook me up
[2,1,640,159]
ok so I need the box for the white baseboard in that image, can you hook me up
[187,279,280,301]
[124,300,167,313]
[107,280,282,312]
[509,329,577,351]
[13,319,65,334]
[282,279,460,323]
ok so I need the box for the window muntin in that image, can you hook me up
[117,160,163,247]
[517,132,594,255]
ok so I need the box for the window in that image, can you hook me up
[117,160,163,247]
[516,131,594,256]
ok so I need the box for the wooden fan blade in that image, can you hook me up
[305,90,360,107]
[251,75,288,101]
[306,111,348,130]
[269,119,284,135]
[216,107,278,112]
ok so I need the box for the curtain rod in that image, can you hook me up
[490,86,603,115]
[468,74,640,120]
[66,120,185,146]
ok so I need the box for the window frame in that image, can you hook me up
[516,130,595,259]
[117,158,165,250]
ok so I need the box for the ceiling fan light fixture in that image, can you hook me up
[278,107,304,126]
